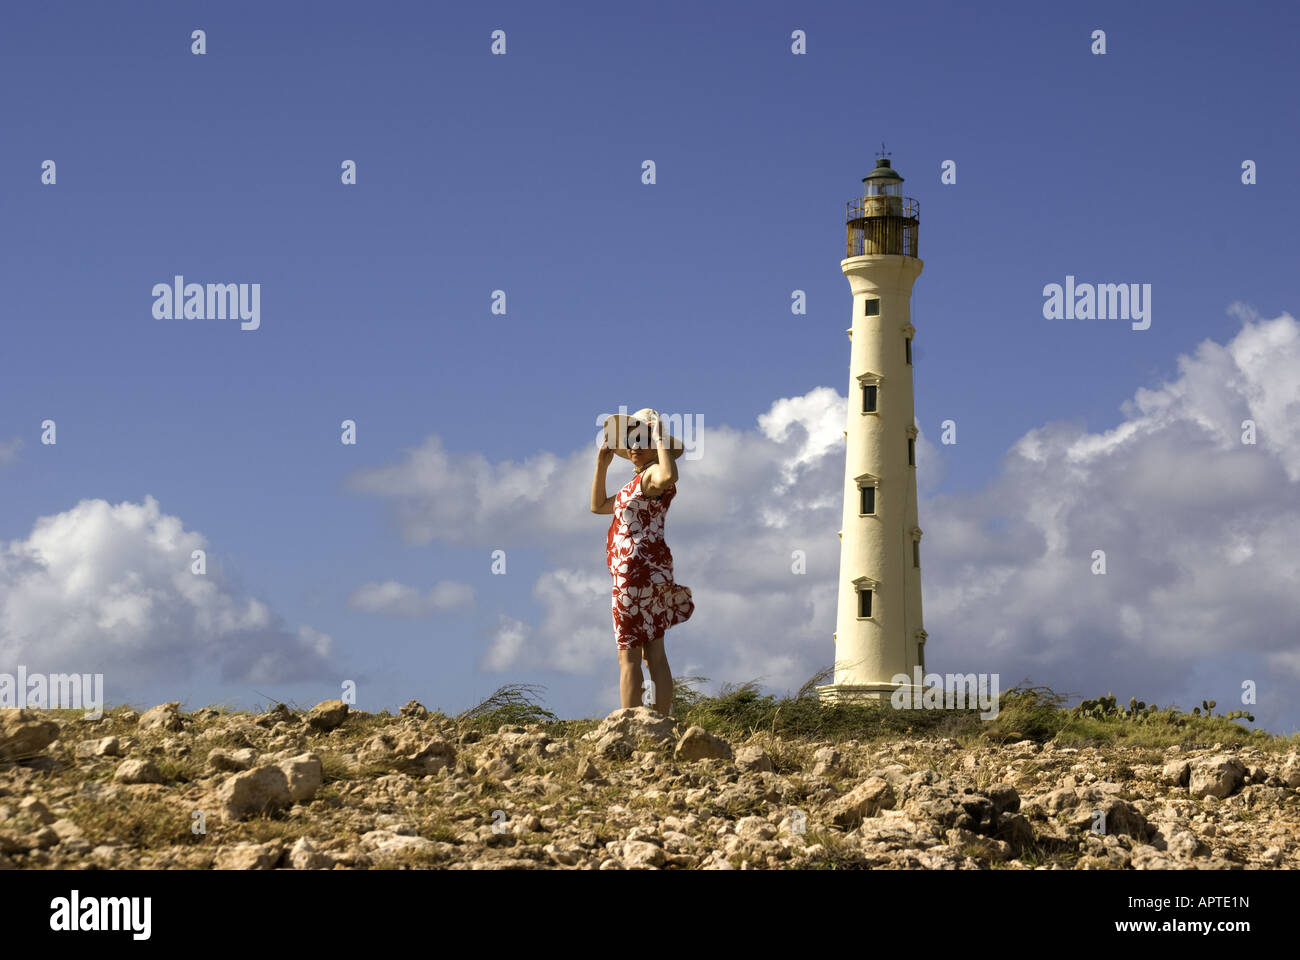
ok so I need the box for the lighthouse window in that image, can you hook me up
[905,337,912,364]
[862,384,877,413]
[864,298,880,317]
[913,539,920,567]
[859,485,875,515]
[858,588,873,619]
[908,438,915,466]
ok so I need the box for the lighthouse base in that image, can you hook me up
[815,681,925,706]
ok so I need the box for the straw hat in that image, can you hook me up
[603,408,685,460]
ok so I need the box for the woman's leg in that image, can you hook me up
[641,634,673,716]
[618,646,644,708]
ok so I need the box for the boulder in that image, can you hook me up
[987,782,1020,815]
[18,797,55,825]
[826,775,895,828]
[735,745,773,773]
[0,710,60,761]
[1276,755,1300,789]
[1072,798,1149,840]
[361,830,439,859]
[594,731,633,760]
[736,816,777,841]
[577,757,605,782]
[811,745,843,777]
[400,699,429,719]
[254,703,295,728]
[277,753,323,802]
[286,837,334,870]
[587,707,680,747]
[306,699,349,732]
[1188,755,1247,799]
[74,736,123,760]
[214,841,284,870]
[138,702,184,732]
[992,813,1035,852]
[113,759,164,785]
[674,726,733,762]
[1161,759,1191,788]
[216,765,292,820]
[614,839,665,869]
[207,747,257,772]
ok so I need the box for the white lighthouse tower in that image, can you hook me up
[818,150,928,703]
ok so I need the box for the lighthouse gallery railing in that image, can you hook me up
[845,196,920,258]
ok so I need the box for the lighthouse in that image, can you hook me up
[818,151,928,703]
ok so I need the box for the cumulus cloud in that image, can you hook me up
[348,579,474,617]
[350,309,1300,732]
[0,496,337,689]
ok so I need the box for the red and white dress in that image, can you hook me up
[606,469,694,651]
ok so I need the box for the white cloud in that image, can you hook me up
[0,496,337,689]
[350,310,1300,731]
[347,579,474,617]
[481,615,529,672]
[0,437,22,465]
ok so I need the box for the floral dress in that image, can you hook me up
[606,469,694,651]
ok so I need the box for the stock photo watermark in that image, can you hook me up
[891,668,1000,720]
[0,666,104,720]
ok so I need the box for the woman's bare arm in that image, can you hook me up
[591,439,616,513]
[640,419,679,498]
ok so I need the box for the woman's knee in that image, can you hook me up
[643,651,669,673]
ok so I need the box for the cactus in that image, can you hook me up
[1070,693,1251,728]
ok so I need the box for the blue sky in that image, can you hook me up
[2,0,1299,732]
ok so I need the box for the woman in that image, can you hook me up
[591,408,694,715]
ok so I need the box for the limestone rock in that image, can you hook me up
[586,707,680,748]
[1163,829,1210,860]
[19,797,55,825]
[277,753,323,802]
[287,837,334,869]
[306,699,349,732]
[595,732,633,760]
[947,827,1013,862]
[1073,798,1149,840]
[988,782,1020,815]
[811,746,843,777]
[827,776,896,829]
[361,829,439,859]
[992,813,1034,852]
[734,745,773,773]
[1188,755,1246,799]
[736,816,777,841]
[113,759,164,785]
[1280,756,1300,789]
[214,841,284,870]
[0,710,61,761]
[674,726,733,762]
[138,702,184,732]
[359,730,454,774]
[613,839,665,869]
[400,699,429,719]
[216,765,292,820]
[254,703,295,728]
[75,736,123,760]
[1161,759,1191,787]
[207,747,257,772]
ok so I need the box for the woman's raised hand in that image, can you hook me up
[597,437,615,468]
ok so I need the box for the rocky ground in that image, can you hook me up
[1,701,1297,869]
